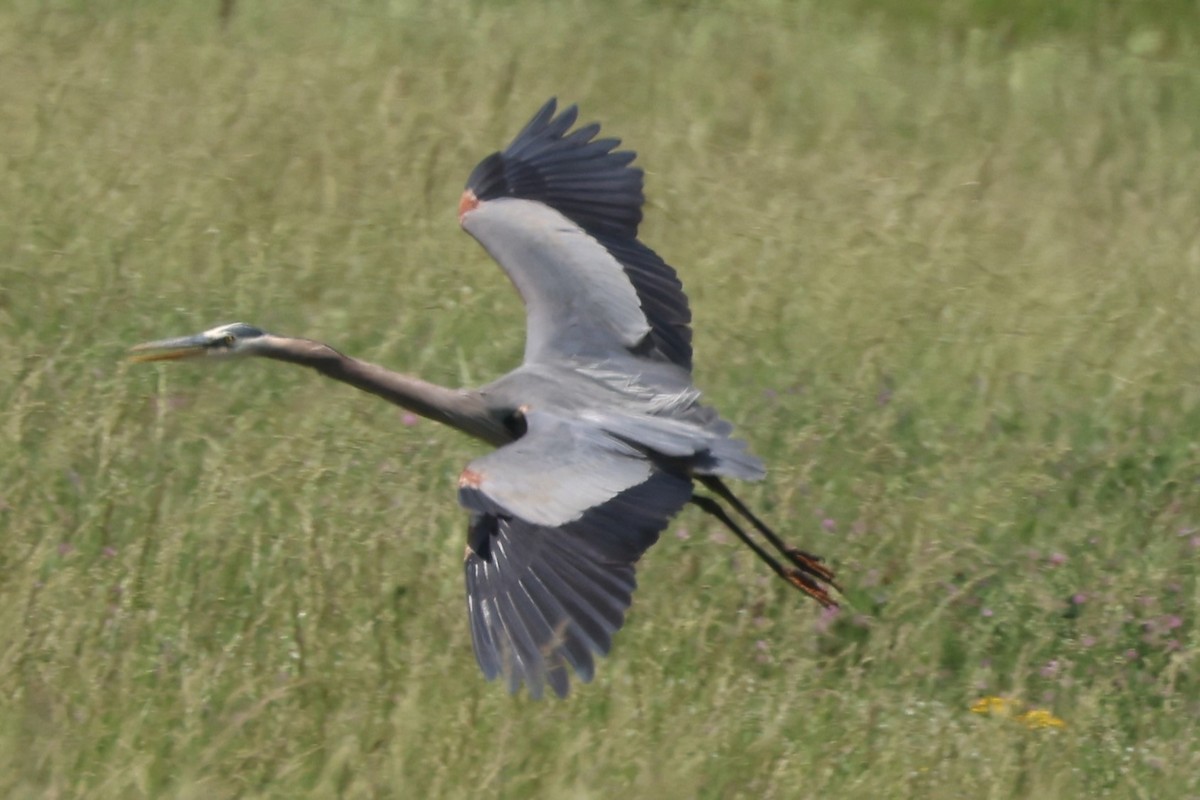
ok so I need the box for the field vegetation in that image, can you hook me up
[1,1,1197,797]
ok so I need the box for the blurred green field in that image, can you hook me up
[2,1,1198,797]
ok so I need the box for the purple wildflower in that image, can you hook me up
[814,605,841,635]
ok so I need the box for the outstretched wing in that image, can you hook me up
[460,98,693,371]
[457,409,693,698]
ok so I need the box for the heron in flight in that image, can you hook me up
[130,99,839,698]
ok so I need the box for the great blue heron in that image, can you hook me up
[130,99,839,698]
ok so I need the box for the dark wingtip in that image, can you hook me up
[464,152,508,205]
[464,98,644,239]
[462,472,691,700]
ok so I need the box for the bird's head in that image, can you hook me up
[128,322,268,363]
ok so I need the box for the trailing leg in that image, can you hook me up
[689,494,838,608]
[698,475,840,591]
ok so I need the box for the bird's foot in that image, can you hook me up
[781,547,841,609]
[785,569,839,609]
[784,547,840,588]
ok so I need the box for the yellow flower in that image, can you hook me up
[1016,709,1067,730]
[970,697,1067,730]
[970,696,1019,716]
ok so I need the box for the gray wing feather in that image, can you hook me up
[578,409,766,481]
[462,198,653,368]
[460,407,654,526]
[463,473,691,699]
[459,410,693,698]
[462,99,693,370]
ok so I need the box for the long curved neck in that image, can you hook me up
[258,335,512,446]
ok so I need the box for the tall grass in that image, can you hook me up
[1,1,1197,797]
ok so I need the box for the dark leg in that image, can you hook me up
[690,495,838,608]
[698,475,840,590]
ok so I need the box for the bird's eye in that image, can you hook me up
[222,334,236,347]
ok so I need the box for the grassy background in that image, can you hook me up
[2,1,1198,797]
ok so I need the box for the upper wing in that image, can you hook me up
[460,98,693,371]
[457,409,693,698]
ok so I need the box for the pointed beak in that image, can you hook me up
[127,334,211,363]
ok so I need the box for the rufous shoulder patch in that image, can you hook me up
[458,189,479,224]
[459,467,484,489]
